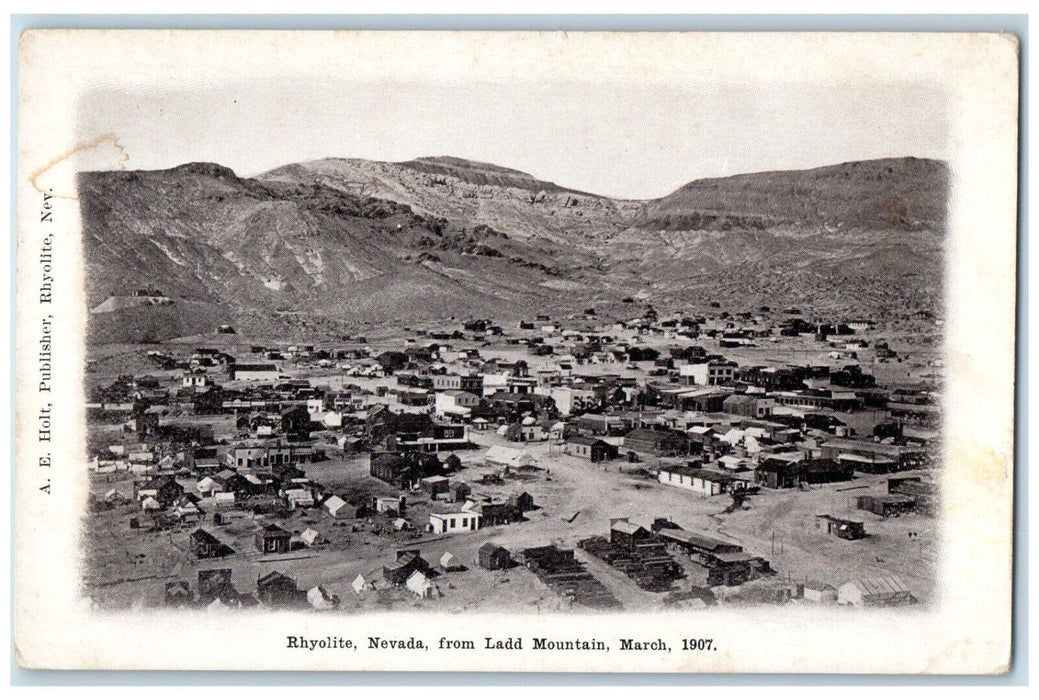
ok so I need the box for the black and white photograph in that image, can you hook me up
[13,29,1018,673]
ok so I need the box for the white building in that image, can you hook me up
[657,465,743,497]
[679,360,737,386]
[535,386,596,416]
[480,372,510,396]
[321,411,344,429]
[837,576,915,607]
[803,581,838,604]
[213,492,236,509]
[429,511,483,535]
[182,373,210,388]
[373,497,401,514]
[434,390,479,419]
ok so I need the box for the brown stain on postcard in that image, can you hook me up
[30,133,128,199]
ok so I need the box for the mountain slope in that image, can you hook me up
[80,156,948,342]
[259,157,639,248]
[641,157,947,233]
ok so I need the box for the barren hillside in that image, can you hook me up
[80,156,948,342]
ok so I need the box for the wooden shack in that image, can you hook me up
[478,542,511,570]
[814,514,867,540]
[254,523,292,554]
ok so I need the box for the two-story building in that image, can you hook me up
[679,359,738,386]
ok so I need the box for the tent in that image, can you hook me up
[300,528,322,547]
[173,499,201,520]
[405,570,438,599]
[306,585,340,610]
[485,445,537,469]
[104,488,127,503]
[196,476,220,497]
[285,488,314,509]
[324,490,357,517]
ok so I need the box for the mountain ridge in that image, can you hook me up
[79,155,948,343]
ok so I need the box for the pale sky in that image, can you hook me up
[77,76,947,201]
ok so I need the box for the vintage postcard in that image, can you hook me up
[14,30,1018,673]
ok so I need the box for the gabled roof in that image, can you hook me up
[443,390,478,398]
[175,495,201,509]
[406,569,429,585]
[260,523,290,536]
[257,570,296,588]
[567,436,607,447]
[371,452,405,469]
[191,528,222,545]
[843,576,911,596]
[386,552,425,572]
[656,527,740,551]
[485,445,534,466]
[324,495,348,510]
[611,520,648,536]
[142,474,180,490]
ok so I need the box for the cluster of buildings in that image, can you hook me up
[86,305,939,609]
[164,567,341,611]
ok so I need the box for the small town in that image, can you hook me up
[84,301,940,613]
